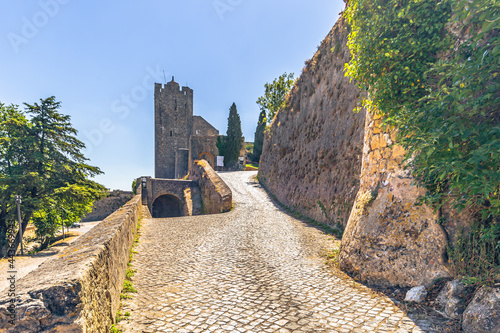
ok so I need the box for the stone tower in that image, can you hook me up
[155,77,194,179]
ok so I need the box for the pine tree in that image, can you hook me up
[223,103,243,169]
[253,109,266,162]
[0,97,105,255]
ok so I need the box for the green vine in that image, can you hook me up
[345,0,499,220]
[345,0,499,282]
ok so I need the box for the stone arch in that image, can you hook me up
[198,152,215,168]
[152,194,183,218]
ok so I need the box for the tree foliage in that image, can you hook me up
[0,97,105,255]
[253,109,266,162]
[223,103,243,168]
[256,72,295,124]
[345,0,499,280]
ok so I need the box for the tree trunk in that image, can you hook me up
[0,213,9,257]
[8,212,32,257]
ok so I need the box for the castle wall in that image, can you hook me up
[258,17,365,228]
[193,116,219,136]
[188,160,232,214]
[155,80,194,179]
[191,136,219,168]
[259,15,452,288]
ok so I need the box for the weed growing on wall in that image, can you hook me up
[112,217,142,331]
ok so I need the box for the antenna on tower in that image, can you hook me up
[163,70,167,84]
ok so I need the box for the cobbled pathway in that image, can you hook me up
[119,171,427,333]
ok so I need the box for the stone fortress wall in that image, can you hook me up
[188,159,232,214]
[339,112,450,287]
[259,16,456,288]
[259,17,365,229]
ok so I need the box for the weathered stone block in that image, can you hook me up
[370,135,380,150]
[405,286,428,303]
[436,279,467,319]
[339,112,450,287]
[462,286,500,333]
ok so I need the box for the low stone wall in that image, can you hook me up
[0,195,143,332]
[82,190,134,222]
[189,160,232,214]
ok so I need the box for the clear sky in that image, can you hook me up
[0,1,345,190]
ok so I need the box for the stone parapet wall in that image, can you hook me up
[258,17,365,228]
[339,112,450,287]
[189,160,232,214]
[82,190,134,222]
[0,195,143,332]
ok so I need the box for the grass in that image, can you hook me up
[110,324,122,333]
[245,162,259,168]
[112,217,142,330]
[322,247,341,268]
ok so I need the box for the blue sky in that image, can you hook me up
[0,1,345,190]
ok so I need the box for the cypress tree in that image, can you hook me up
[224,103,243,168]
[253,109,266,162]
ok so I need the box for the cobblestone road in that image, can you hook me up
[119,172,427,333]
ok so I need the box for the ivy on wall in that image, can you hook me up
[345,0,499,220]
[345,0,499,281]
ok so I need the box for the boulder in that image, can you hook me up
[339,112,450,287]
[405,286,427,303]
[462,286,500,333]
[436,279,467,319]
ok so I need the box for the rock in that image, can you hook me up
[436,279,466,319]
[462,286,500,333]
[339,112,450,287]
[405,286,428,303]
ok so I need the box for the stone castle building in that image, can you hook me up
[155,77,220,179]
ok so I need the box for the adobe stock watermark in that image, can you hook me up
[213,0,243,21]
[81,65,164,156]
[7,0,72,53]
[5,220,18,326]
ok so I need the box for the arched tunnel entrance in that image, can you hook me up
[152,195,183,218]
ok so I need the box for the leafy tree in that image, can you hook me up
[219,103,243,169]
[0,97,105,256]
[256,72,295,124]
[253,109,266,162]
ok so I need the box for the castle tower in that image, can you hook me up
[155,77,194,179]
